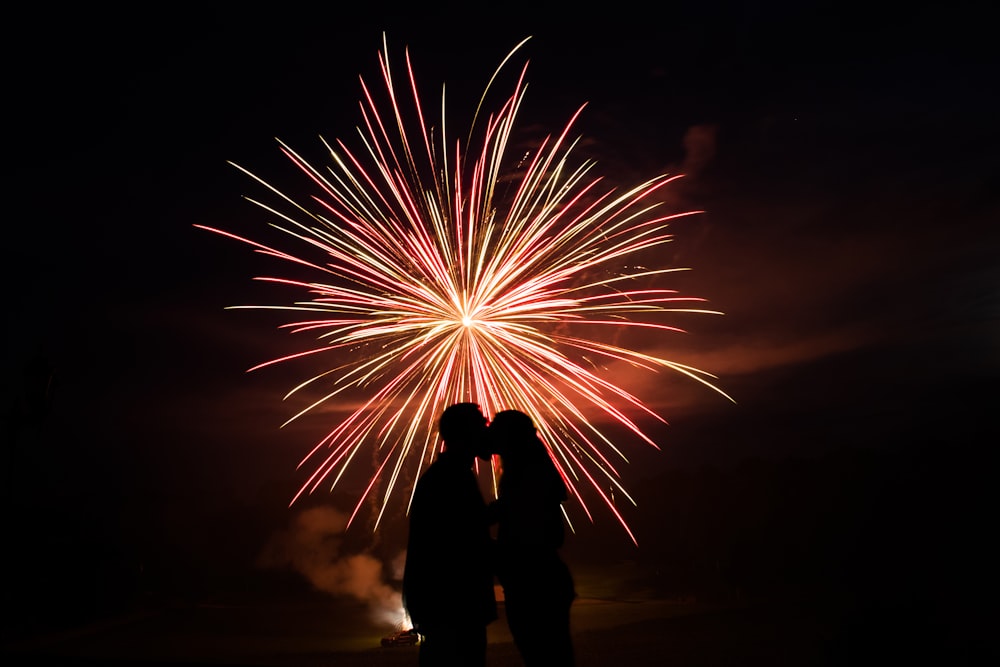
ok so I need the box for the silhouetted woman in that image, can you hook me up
[488,410,576,667]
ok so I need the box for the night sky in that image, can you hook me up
[4,1,997,646]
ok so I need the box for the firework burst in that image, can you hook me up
[198,35,732,543]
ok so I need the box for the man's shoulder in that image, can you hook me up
[413,459,444,493]
[413,455,472,499]
[417,452,462,477]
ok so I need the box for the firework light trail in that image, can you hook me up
[198,35,733,543]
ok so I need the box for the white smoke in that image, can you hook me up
[258,505,408,628]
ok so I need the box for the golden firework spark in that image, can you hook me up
[198,35,733,543]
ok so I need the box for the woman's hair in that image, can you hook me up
[490,410,567,502]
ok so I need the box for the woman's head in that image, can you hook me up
[489,409,568,501]
[488,410,536,452]
[489,409,549,464]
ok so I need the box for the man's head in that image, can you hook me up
[438,402,489,461]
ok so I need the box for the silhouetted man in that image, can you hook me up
[402,402,497,667]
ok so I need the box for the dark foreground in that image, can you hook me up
[3,592,988,667]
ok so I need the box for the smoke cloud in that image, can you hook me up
[679,123,718,178]
[257,505,407,628]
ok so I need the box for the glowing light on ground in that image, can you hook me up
[199,35,732,543]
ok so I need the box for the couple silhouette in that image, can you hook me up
[402,403,576,667]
